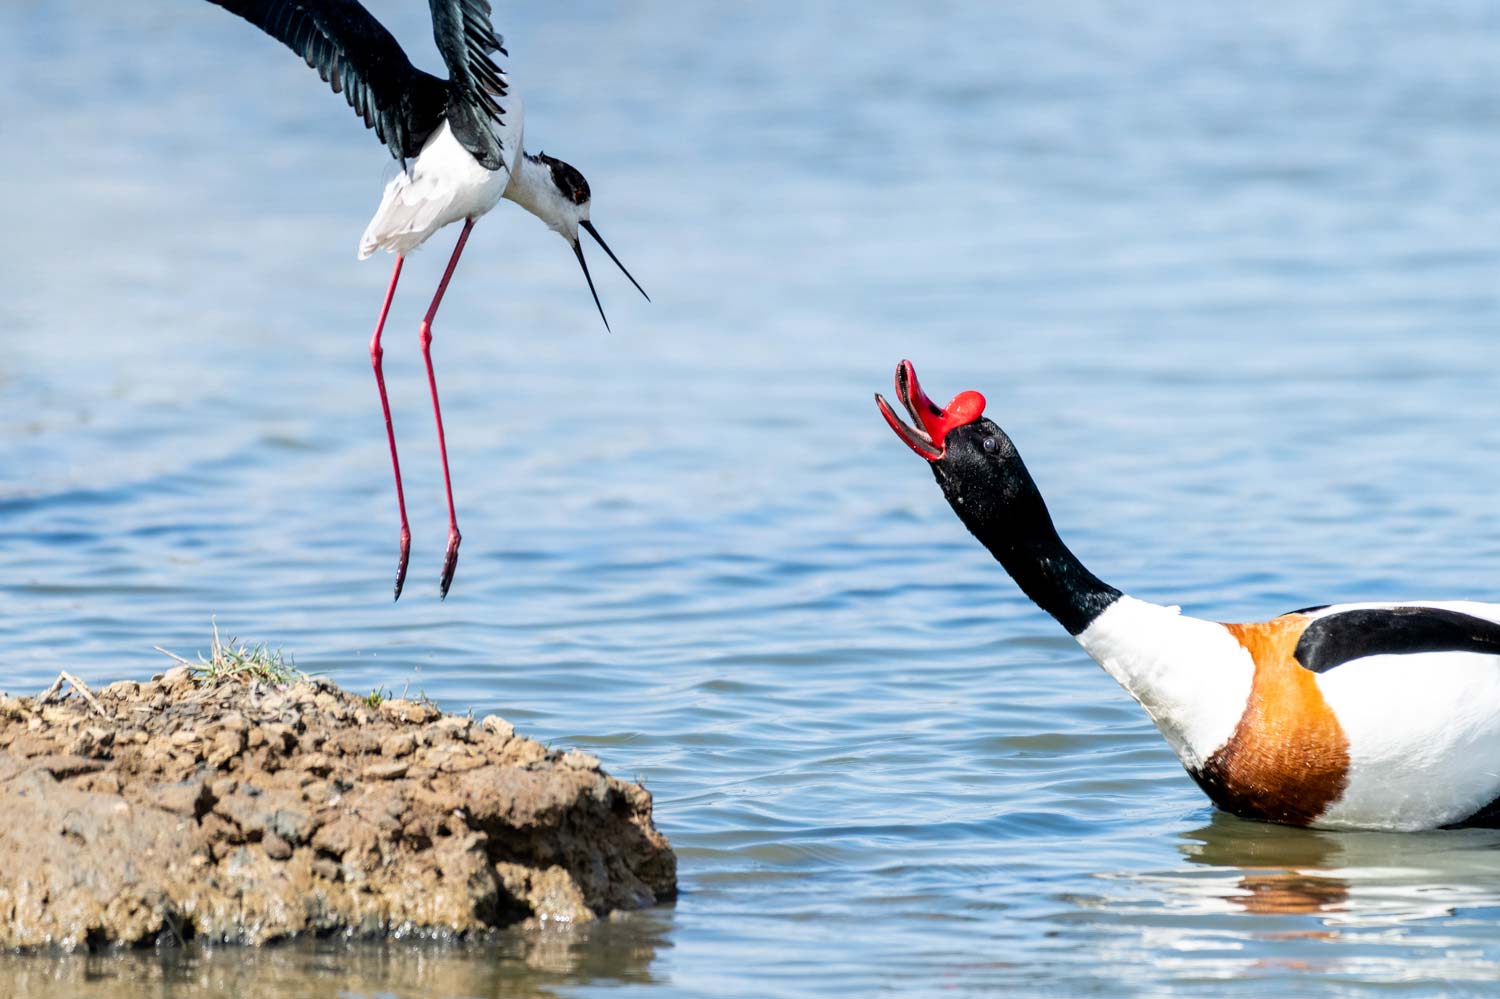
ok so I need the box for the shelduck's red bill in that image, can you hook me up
[874,360,986,461]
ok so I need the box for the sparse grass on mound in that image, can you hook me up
[156,620,305,687]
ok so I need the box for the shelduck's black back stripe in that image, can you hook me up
[207,0,449,163]
[1294,607,1500,674]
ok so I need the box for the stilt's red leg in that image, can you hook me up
[419,218,476,599]
[370,254,411,600]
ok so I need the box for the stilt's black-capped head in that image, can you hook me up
[528,152,650,332]
[875,360,1121,634]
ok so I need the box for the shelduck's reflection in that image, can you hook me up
[1177,811,1500,923]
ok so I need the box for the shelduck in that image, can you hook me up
[205,0,649,599]
[876,360,1500,833]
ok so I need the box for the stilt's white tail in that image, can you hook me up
[358,170,456,258]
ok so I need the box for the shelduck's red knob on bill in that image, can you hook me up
[874,359,986,460]
[875,359,1500,833]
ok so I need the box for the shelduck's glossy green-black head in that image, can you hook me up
[875,359,1122,636]
[875,358,1040,530]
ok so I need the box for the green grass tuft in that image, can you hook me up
[157,619,305,686]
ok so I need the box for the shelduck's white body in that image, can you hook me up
[1079,597,1500,832]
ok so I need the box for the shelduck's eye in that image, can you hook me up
[982,436,999,454]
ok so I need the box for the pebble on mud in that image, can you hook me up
[0,673,675,951]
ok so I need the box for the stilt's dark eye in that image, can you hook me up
[982,437,998,454]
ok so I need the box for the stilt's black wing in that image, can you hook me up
[206,0,449,163]
[427,0,509,170]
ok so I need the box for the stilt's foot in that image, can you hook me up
[439,528,462,600]
[394,526,412,601]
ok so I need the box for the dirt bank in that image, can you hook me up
[0,668,675,950]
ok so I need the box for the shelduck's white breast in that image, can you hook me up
[1076,596,1255,770]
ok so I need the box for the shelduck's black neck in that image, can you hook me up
[933,437,1121,636]
[984,515,1122,636]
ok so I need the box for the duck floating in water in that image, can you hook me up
[877,359,1500,833]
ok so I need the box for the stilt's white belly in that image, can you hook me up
[358,122,510,258]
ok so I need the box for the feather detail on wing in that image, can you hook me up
[206,0,448,163]
[428,0,510,171]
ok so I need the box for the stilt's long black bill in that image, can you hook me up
[573,239,611,332]
[580,220,649,302]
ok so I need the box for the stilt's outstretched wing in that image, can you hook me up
[427,0,510,170]
[207,0,449,163]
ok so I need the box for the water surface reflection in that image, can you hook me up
[1181,813,1500,924]
[0,909,673,999]
[1068,814,1500,990]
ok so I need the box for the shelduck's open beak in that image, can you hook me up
[573,221,650,333]
[874,360,986,461]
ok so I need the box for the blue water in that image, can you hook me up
[4,1,1500,995]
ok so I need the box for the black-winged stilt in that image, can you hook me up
[206,0,648,599]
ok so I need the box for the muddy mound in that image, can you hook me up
[0,669,675,950]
